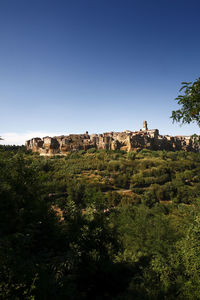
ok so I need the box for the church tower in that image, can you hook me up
[142,120,148,131]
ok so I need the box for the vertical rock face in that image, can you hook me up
[25,122,200,155]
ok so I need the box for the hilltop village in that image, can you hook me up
[25,121,200,155]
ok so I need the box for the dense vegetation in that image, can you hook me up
[1,145,200,299]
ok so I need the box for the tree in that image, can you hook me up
[171,78,200,127]
[0,153,123,299]
[178,214,200,299]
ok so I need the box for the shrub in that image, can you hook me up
[87,147,97,153]
[79,150,86,155]
[107,161,121,172]
[127,151,136,160]
[141,190,158,208]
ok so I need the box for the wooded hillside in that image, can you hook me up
[1,146,200,299]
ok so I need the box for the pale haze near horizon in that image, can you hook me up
[1,0,200,145]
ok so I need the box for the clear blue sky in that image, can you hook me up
[1,0,200,144]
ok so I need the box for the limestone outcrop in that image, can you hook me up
[25,121,200,155]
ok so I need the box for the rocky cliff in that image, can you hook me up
[25,121,200,155]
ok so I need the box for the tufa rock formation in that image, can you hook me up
[26,121,200,155]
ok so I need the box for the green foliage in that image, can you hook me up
[87,147,96,153]
[0,154,122,299]
[141,190,158,207]
[177,215,200,298]
[127,151,136,160]
[107,160,121,171]
[171,78,200,127]
[1,148,200,299]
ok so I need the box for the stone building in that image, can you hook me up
[25,121,200,155]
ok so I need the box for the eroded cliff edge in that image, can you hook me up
[25,121,200,155]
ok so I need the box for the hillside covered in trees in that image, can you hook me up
[1,146,200,299]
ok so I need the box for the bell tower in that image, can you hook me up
[142,120,148,131]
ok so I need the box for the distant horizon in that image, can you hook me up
[1,120,199,145]
[1,0,200,145]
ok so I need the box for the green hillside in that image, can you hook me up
[1,146,200,299]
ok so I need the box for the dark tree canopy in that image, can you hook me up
[171,78,200,127]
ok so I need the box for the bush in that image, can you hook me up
[79,150,86,155]
[127,151,136,160]
[87,147,96,153]
[107,161,121,172]
[141,190,158,208]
